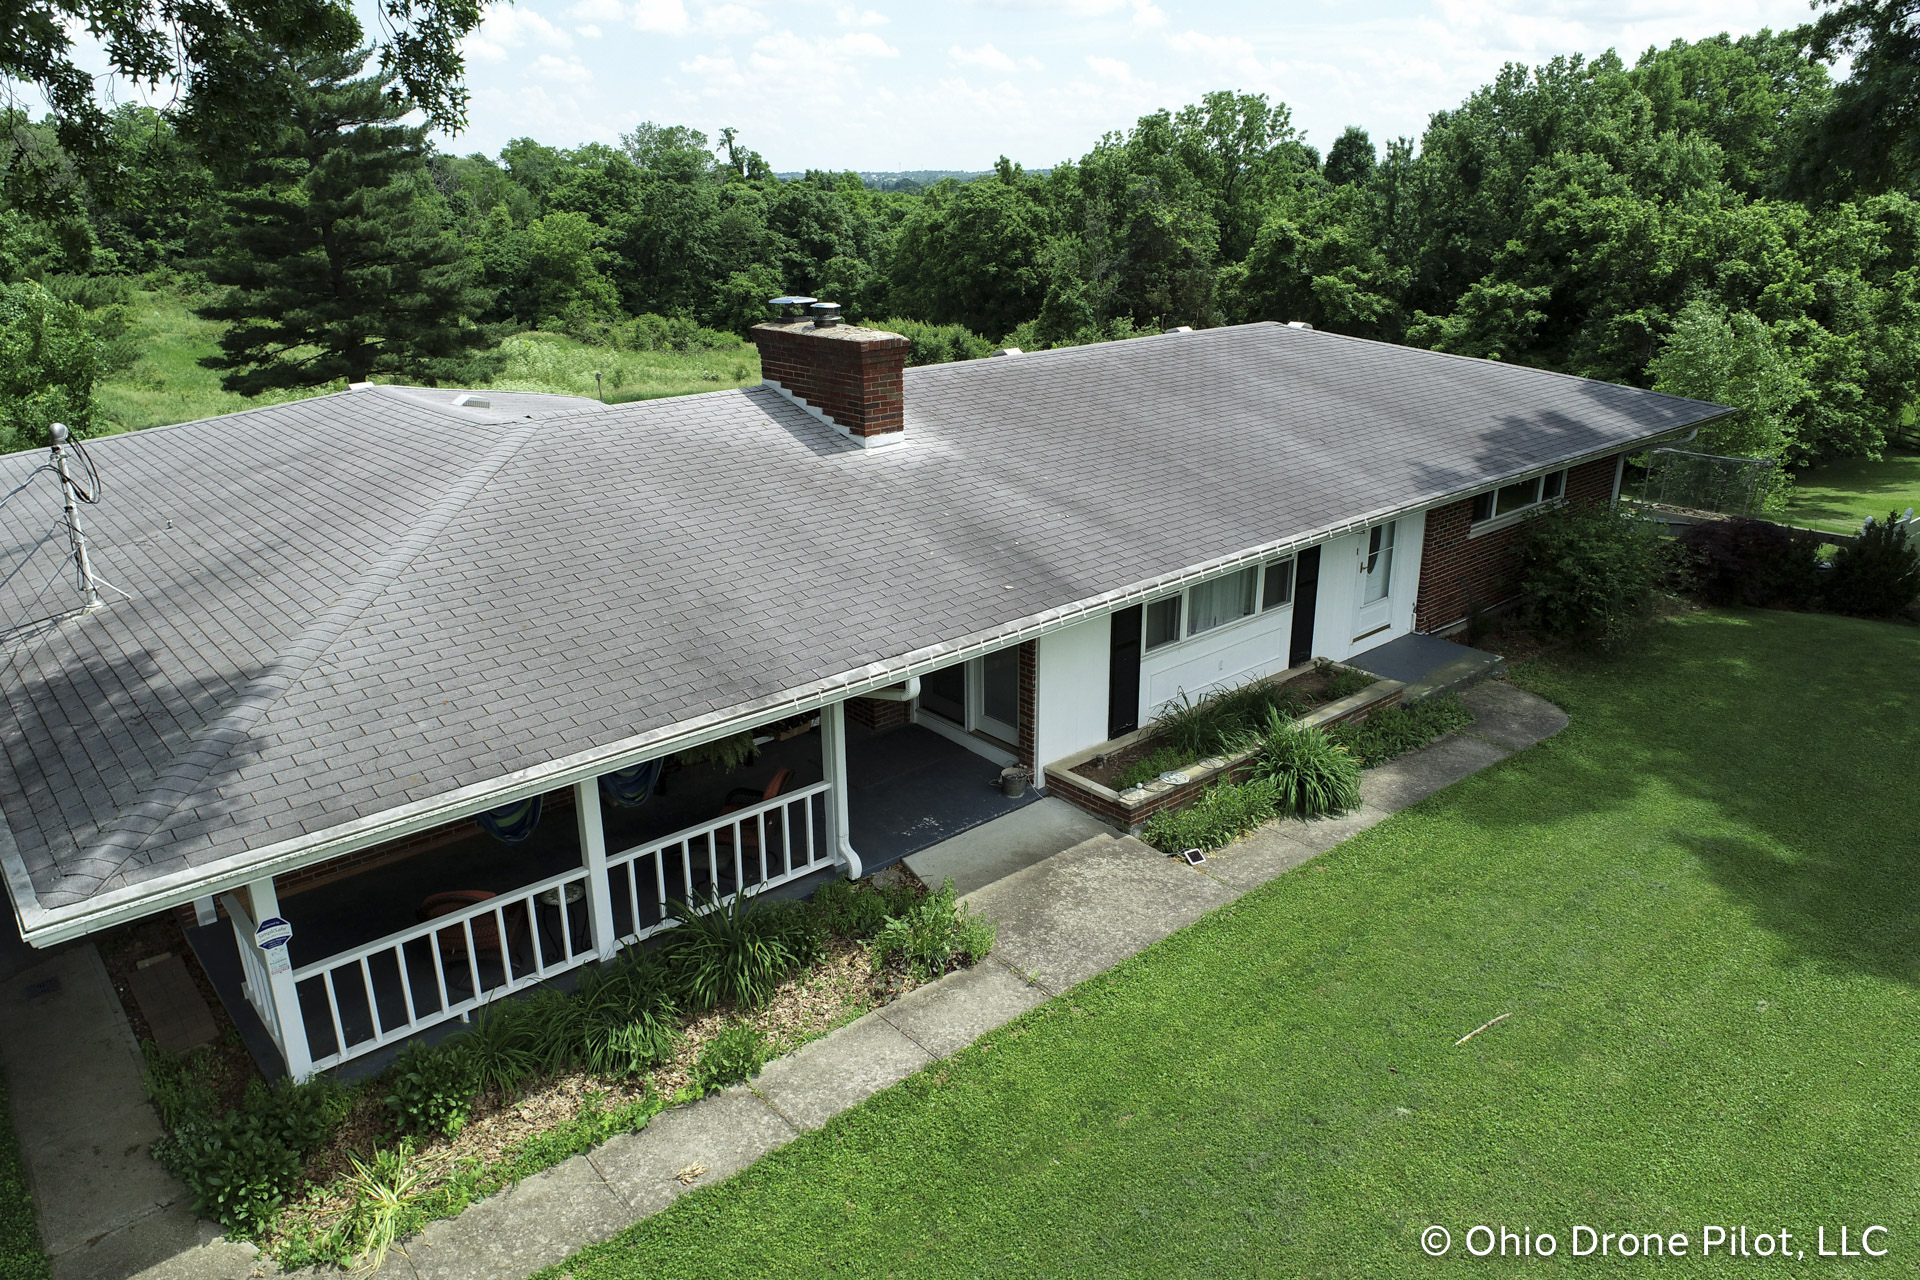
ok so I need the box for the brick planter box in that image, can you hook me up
[1044,663,1406,832]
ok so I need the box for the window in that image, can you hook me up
[1145,596,1182,650]
[1262,558,1295,610]
[1471,469,1567,525]
[1361,522,1396,605]
[1188,566,1259,636]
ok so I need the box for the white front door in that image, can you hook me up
[1353,520,1397,643]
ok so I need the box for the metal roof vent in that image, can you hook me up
[1286,321,1314,330]
[1164,325,1193,334]
[768,294,817,321]
[452,393,491,408]
[809,301,843,328]
[992,347,1023,357]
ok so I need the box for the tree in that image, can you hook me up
[1323,127,1376,186]
[1648,301,1806,495]
[0,278,97,452]
[1797,0,1920,197]
[2,0,490,213]
[195,49,489,391]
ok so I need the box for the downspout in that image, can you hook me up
[861,676,919,702]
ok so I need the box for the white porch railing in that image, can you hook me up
[606,780,833,945]
[266,776,841,1074]
[223,892,282,1055]
[292,864,595,1073]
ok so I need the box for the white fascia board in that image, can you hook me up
[9,418,1724,946]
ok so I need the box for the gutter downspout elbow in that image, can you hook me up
[862,676,920,702]
[838,837,864,880]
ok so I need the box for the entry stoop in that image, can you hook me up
[1346,632,1506,701]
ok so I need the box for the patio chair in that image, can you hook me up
[712,767,795,877]
[416,890,529,978]
[722,766,795,811]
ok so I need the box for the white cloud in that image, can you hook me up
[836,5,890,26]
[531,54,595,84]
[1084,54,1133,81]
[464,8,572,64]
[949,43,1042,72]
[1131,0,1166,28]
[576,23,603,38]
[632,0,691,34]
[1166,30,1272,79]
[568,0,627,21]
[701,3,771,36]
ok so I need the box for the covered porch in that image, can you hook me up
[185,699,1039,1080]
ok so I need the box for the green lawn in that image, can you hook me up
[0,1072,48,1280]
[1782,450,1920,534]
[555,609,1918,1278]
[89,288,760,436]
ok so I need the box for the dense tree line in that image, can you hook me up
[2,8,1918,479]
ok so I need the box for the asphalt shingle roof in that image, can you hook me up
[0,323,1725,922]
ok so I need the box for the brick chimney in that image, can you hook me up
[751,302,911,447]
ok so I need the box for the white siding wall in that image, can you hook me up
[1139,601,1294,721]
[1032,510,1434,760]
[1036,615,1112,769]
[1311,510,1428,661]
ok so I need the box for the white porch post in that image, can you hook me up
[822,700,862,879]
[576,778,619,961]
[244,876,314,1082]
[192,896,217,927]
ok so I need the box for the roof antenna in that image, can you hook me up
[48,423,101,611]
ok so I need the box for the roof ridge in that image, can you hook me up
[71,416,549,889]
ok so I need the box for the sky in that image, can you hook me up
[440,0,1824,170]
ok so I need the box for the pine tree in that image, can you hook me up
[197,49,490,392]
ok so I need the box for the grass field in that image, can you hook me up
[553,609,1918,1279]
[1783,450,1920,534]
[89,288,759,435]
[0,1072,47,1280]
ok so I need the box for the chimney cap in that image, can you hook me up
[809,301,843,327]
[769,295,817,306]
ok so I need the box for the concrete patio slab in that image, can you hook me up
[904,797,1118,897]
[1460,680,1570,751]
[587,1086,797,1218]
[407,1155,633,1280]
[48,1211,254,1280]
[878,961,1049,1059]
[750,1011,933,1132]
[964,835,1239,995]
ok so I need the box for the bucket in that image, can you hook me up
[999,766,1032,798]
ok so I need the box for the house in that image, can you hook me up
[0,310,1728,1078]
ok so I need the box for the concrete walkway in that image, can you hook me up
[11,679,1566,1280]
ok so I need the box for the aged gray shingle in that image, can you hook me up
[1,324,1723,916]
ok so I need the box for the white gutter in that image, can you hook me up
[861,676,920,702]
[4,417,1733,947]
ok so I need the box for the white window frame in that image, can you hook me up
[1468,467,1569,537]
[1141,556,1296,655]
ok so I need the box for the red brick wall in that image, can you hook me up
[750,321,910,439]
[1415,454,1620,634]
[846,696,911,731]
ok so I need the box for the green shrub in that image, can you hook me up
[1140,777,1281,854]
[1327,696,1474,768]
[242,1074,350,1159]
[1515,504,1673,646]
[1251,714,1361,818]
[161,1108,303,1236]
[809,877,922,939]
[870,879,996,982]
[659,891,806,1011]
[1823,512,1920,617]
[458,1004,541,1098]
[693,1024,769,1093]
[868,317,994,366]
[569,959,679,1078]
[336,1143,432,1272]
[1315,659,1377,700]
[0,1070,48,1280]
[1111,744,1189,791]
[140,1040,220,1130]
[382,1041,478,1138]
